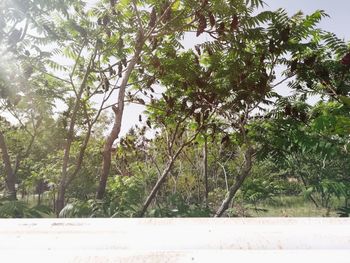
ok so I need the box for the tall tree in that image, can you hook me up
[0,127,16,200]
[96,0,203,199]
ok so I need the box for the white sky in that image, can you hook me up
[266,0,350,40]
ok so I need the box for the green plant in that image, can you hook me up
[0,200,51,218]
[337,206,350,217]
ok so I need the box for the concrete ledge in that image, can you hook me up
[1,218,349,262]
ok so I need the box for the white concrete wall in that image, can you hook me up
[1,218,349,262]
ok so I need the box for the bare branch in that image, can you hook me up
[132,0,144,33]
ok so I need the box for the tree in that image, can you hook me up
[1,0,349,218]
[96,0,206,199]
[0,125,16,199]
[2,0,120,213]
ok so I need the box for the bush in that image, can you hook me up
[0,200,51,218]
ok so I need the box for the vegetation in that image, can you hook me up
[1,0,350,218]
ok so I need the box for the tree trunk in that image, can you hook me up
[138,139,193,217]
[55,113,93,215]
[56,182,66,216]
[0,131,16,200]
[215,147,254,217]
[38,192,41,206]
[96,47,142,199]
[203,136,209,207]
[139,157,177,217]
[55,87,84,215]
[55,45,97,215]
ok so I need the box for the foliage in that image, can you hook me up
[149,193,211,217]
[337,206,350,217]
[1,0,350,218]
[0,199,51,218]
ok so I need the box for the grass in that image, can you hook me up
[16,193,347,218]
[241,195,343,217]
[2,195,344,218]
